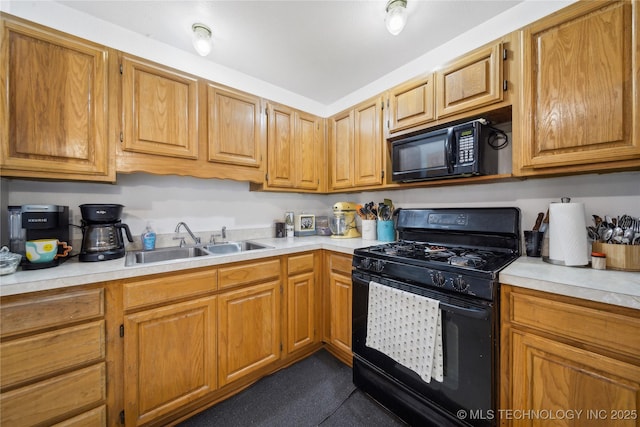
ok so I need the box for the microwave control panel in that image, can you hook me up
[457,129,475,164]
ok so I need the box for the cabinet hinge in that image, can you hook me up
[381,170,385,180]
[503,80,508,91]
[119,63,123,74]
[280,343,283,352]
[502,48,508,60]
[120,410,125,424]
[119,132,123,143]
[265,173,269,182]
[119,324,124,337]
[386,119,390,129]
[380,101,384,110]
[386,99,389,109]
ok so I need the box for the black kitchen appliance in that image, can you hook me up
[352,207,520,427]
[391,119,503,182]
[9,205,71,270]
[79,204,133,262]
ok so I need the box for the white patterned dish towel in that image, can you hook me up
[365,281,444,383]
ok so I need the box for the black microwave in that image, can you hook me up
[391,119,500,182]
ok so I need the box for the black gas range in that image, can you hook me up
[352,207,520,427]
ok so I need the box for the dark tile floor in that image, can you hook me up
[178,349,406,427]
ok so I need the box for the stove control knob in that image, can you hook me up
[359,258,372,270]
[373,260,385,273]
[452,276,469,292]
[430,271,446,287]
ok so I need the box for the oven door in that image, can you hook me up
[352,271,496,427]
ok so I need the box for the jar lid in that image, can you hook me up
[591,251,606,257]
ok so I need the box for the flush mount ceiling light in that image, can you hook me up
[385,0,408,36]
[192,23,212,56]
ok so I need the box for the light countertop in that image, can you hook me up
[500,256,640,310]
[0,236,369,297]
[2,239,639,312]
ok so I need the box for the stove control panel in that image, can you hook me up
[353,254,495,301]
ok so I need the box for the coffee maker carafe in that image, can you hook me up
[79,204,133,262]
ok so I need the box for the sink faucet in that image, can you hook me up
[210,226,227,244]
[174,222,201,246]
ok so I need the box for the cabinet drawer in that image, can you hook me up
[508,290,640,359]
[0,363,106,427]
[328,253,352,275]
[1,320,105,388]
[288,253,315,275]
[52,405,106,427]
[123,268,217,310]
[218,259,281,289]
[1,288,104,337]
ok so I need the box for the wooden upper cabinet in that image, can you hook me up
[266,102,295,188]
[328,96,384,191]
[436,42,505,119]
[0,14,113,181]
[121,54,198,159]
[516,0,640,174]
[328,110,355,190]
[353,97,384,187]
[387,73,435,135]
[207,83,264,168]
[264,103,322,191]
[295,111,322,190]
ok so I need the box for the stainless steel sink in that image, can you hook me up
[125,246,210,266]
[125,241,273,266]
[202,241,273,254]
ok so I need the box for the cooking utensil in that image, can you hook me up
[533,212,544,231]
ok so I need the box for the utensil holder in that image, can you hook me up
[361,220,377,240]
[376,220,395,242]
[591,242,640,271]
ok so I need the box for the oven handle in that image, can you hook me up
[438,301,489,320]
[352,271,491,320]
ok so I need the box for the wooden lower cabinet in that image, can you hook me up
[124,296,217,426]
[218,280,281,387]
[324,252,353,365]
[501,285,640,427]
[286,252,320,354]
[0,286,107,427]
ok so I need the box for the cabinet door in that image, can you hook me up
[387,74,435,134]
[328,270,352,357]
[353,97,384,187]
[328,110,354,190]
[124,297,217,426]
[295,111,322,190]
[436,42,504,118]
[208,84,264,168]
[0,17,112,181]
[218,281,281,387]
[518,1,640,171]
[266,103,295,188]
[510,331,640,427]
[121,55,198,159]
[287,271,315,353]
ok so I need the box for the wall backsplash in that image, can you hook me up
[3,171,639,249]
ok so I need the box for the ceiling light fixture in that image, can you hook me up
[385,0,408,36]
[192,23,212,56]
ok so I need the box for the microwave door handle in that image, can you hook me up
[445,127,455,173]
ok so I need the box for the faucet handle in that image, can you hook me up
[173,236,186,247]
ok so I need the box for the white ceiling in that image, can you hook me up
[55,0,523,105]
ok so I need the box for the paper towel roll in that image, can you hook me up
[548,202,589,266]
